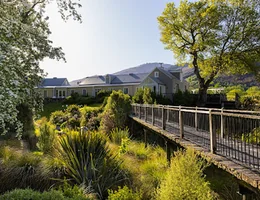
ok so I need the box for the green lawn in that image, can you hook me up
[39,102,64,118]
[39,102,102,118]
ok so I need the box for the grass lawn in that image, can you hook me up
[39,102,102,118]
[39,102,64,118]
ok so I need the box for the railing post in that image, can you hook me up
[195,106,198,131]
[209,109,216,153]
[152,105,154,125]
[144,129,147,148]
[221,107,224,138]
[139,104,141,119]
[179,106,184,138]
[162,106,166,130]
[145,105,147,122]
[165,140,171,164]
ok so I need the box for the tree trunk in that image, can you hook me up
[197,86,208,106]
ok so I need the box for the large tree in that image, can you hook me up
[158,0,260,105]
[0,0,81,136]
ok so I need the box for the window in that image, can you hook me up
[62,90,66,97]
[82,89,87,96]
[44,90,47,98]
[55,90,58,98]
[176,83,179,91]
[154,71,159,78]
[123,88,129,94]
[71,90,74,95]
[153,86,156,93]
[59,90,62,97]
[95,88,101,96]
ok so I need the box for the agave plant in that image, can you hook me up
[57,131,127,199]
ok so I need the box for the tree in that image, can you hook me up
[143,87,153,104]
[158,0,260,105]
[0,0,81,136]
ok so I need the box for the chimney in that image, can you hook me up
[159,63,163,69]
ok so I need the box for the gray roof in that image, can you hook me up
[149,77,165,85]
[111,73,148,84]
[41,78,69,87]
[80,76,106,85]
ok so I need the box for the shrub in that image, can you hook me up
[100,91,131,134]
[36,118,57,154]
[108,186,142,200]
[242,127,260,144]
[50,110,68,126]
[143,88,153,104]
[155,149,213,200]
[110,128,130,145]
[0,188,92,200]
[80,106,101,127]
[57,131,127,199]
[132,88,144,104]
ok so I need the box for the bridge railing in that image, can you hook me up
[131,104,260,171]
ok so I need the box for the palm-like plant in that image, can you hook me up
[58,131,127,199]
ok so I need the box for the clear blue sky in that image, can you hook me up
[40,0,180,81]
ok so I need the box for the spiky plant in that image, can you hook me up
[57,131,127,199]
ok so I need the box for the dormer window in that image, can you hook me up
[106,75,110,84]
[154,71,159,78]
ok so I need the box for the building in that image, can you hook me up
[38,64,189,100]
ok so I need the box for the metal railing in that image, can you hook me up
[131,104,260,171]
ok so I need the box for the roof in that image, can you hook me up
[111,73,148,84]
[40,78,69,87]
[149,77,165,85]
[80,76,106,85]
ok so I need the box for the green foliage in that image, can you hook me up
[57,131,126,199]
[80,106,101,129]
[0,0,81,136]
[0,150,64,193]
[108,186,142,200]
[35,117,57,154]
[110,128,130,145]
[100,91,131,134]
[40,102,64,118]
[155,149,213,200]
[172,90,196,106]
[119,141,168,199]
[50,110,68,126]
[0,188,92,200]
[158,0,260,105]
[143,88,153,104]
[242,127,260,144]
[132,88,144,104]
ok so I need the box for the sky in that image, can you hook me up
[40,0,181,81]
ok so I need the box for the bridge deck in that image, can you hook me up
[130,104,260,190]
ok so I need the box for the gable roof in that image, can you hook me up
[40,78,69,87]
[80,76,106,85]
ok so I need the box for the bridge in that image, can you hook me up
[130,104,260,192]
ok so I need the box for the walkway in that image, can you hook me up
[130,104,260,190]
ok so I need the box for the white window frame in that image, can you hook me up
[82,89,87,96]
[123,87,129,94]
[154,71,159,78]
[95,88,101,96]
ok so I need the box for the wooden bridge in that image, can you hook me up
[130,104,260,191]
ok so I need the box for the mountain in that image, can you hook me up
[113,62,184,75]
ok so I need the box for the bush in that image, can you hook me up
[35,117,57,154]
[50,110,68,126]
[57,131,127,199]
[100,91,131,134]
[242,127,260,144]
[110,128,130,145]
[132,89,144,104]
[155,149,213,200]
[0,188,92,200]
[143,88,153,104]
[108,186,142,200]
[80,106,101,127]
